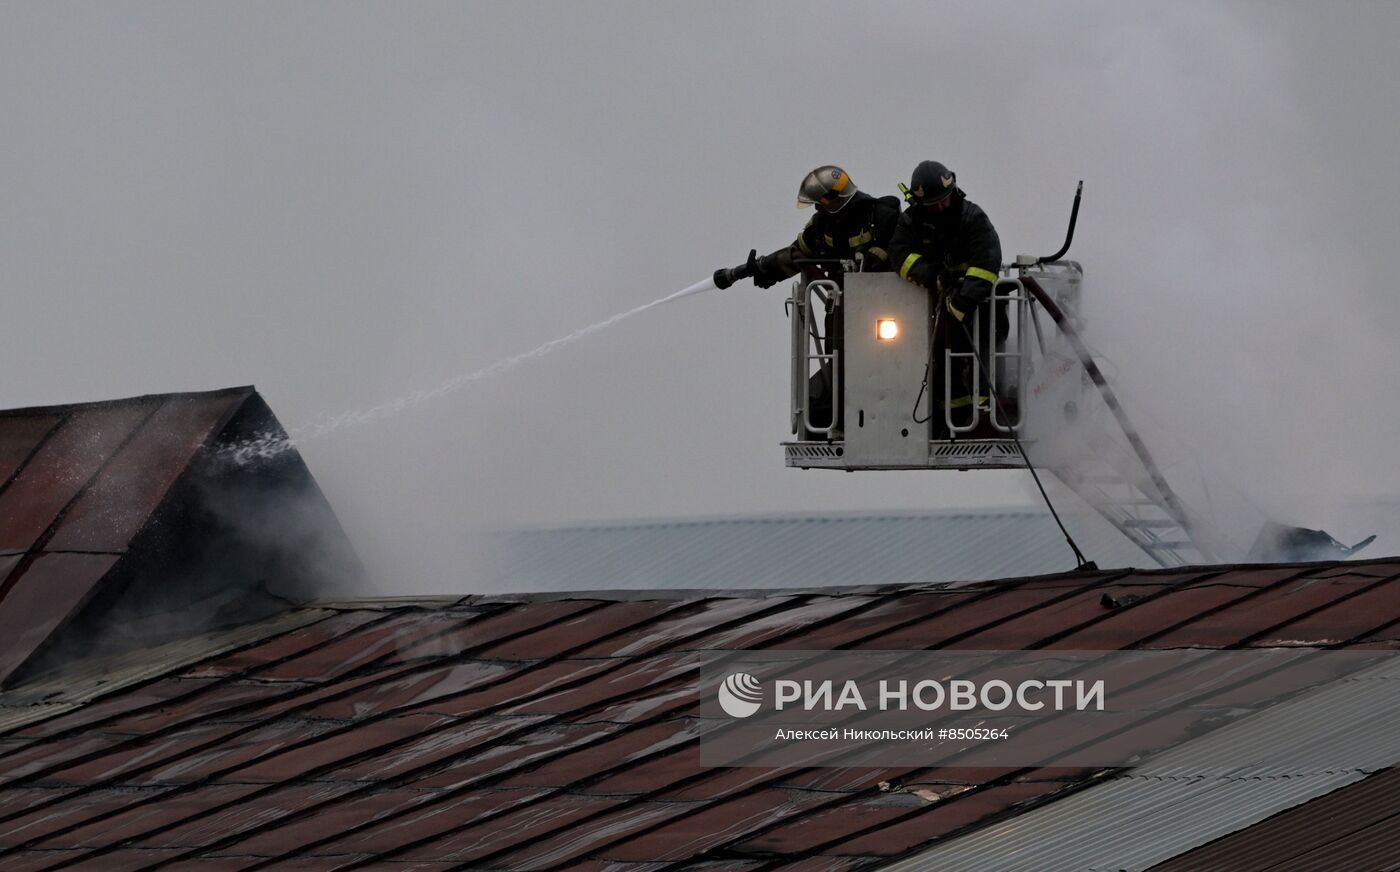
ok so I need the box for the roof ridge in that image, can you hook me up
[0,385,256,419]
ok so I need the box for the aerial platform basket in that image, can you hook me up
[781,262,1084,472]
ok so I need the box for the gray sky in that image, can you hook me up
[4,2,1399,590]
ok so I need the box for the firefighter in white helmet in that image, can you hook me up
[716,165,901,290]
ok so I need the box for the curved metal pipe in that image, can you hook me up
[1037,181,1083,265]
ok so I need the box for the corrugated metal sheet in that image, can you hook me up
[879,655,1400,872]
[0,558,1394,869]
[1149,767,1400,871]
[475,508,1152,592]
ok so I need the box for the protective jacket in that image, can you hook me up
[794,191,901,267]
[889,193,1002,307]
[755,191,901,285]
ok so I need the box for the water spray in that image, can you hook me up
[226,276,719,464]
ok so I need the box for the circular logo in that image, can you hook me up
[717,672,764,718]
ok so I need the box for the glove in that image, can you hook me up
[905,260,936,289]
[947,275,990,320]
[946,292,973,321]
[752,251,782,289]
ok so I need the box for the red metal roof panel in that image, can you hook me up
[122,782,360,851]
[45,395,238,553]
[948,572,1207,649]
[182,611,390,680]
[730,791,928,854]
[1147,570,1392,647]
[99,680,301,734]
[496,719,702,789]
[303,714,546,783]
[766,590,981,650]
[768,859,868,872]
[255,612,465,682]
[402,721,622,791]
[477,599,687,660]
[123,718,346,787]
[380,599,602,662]
[829,780,1069,856]
[1043,579,1268,649]
[26,785,264,851]
[390,658,619,720]
[501,653,701,717]
[1251,570,1400,645]
[0,554,120,687]
[596,790,836,863]
[0,403,155,554]
[850,584,1084,649]
[19,846,183,871]
[687,596,882,650]
[489,800,695,869]
[225,786,545,857]
[0,555,19,589]
[572,596,801,658]
[12,674,229,739]
[0,415,61,491]
[42,721,250,786]
[225,713,459,784]
[330,791,625,863]
[295,661,517,721]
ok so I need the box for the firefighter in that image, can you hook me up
[746,165,901,288]
[889,160,1004,433]
[715,167,900,440]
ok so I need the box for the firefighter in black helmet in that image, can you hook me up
[890,160,1005,432]
[743,165,901,289]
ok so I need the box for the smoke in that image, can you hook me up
[5,4,1398,595]
[985,3,1400,561]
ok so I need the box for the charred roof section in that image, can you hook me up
[0,387,363,689]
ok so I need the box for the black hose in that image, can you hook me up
[1037,181,1083,265]
[950,312,1095,571]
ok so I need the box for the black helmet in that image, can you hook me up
[797,165,858,213]
[906,160,958,206]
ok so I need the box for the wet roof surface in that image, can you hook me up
[1,557,1397,870]
[0,389,254,687]
[1148,766,1400,871]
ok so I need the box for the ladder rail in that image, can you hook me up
[1021,275,1238,565]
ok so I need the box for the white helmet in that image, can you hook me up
[797,165,858,212]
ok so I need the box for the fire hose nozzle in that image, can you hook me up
[714,249,758,290]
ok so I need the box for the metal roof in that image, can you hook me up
[885,653,1400,871]
[0,557,1396,869]
[1149,767,1400,871]
[0,387,363,689]
[474,508,1152,592]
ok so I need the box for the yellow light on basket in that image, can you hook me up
[877,318,899,341]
